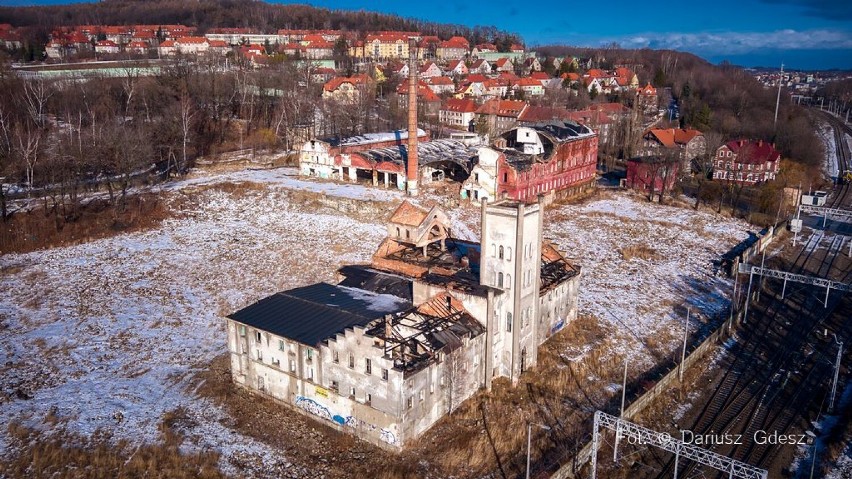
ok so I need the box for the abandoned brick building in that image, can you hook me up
[225,199,581,449]
[462,121,598,204]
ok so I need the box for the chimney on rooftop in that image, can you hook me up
[406,36,419,197]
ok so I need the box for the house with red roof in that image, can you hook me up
[641,128,706,171]
[437,36,469,60]
[514,77,544,97]
[494,57,514,73]
[455,80,486,99]
[311,67,337,84]
[469,59,491,75]
[323,75,373,103]
[385,61,409,77]
[95,40,120,54]
[474,99,528,135]
[396,81,442,116]
[638,83,659,112]
[713,140,781,184]
[439,98,478,129]
[419,61,443,78]
[509,44,525,53]
[364,32,413,59]
[522,57,541,74]
[426,76,455,95]
[483,78,510,99]
[472,43,496,57]
[446,59,468,76]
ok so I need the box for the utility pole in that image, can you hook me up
[774,63,784,129]
[679,307,690,382]
[829,335,843,413]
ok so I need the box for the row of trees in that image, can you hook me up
[0,54,408,224]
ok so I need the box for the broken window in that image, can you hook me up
[278,340,286,351]
[366,393,372,403]
[382,368,389,381]
[255,331,262,342]
[349,353,355,369]
[499,245,504,259]
[331,380,339,392]
[506,312,513,332]
[407,397,413,409]
[365,358,372,375]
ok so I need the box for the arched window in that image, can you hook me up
[506,248,512,261]
[506,312,513,332]
[498,272,503,287]
[396,227,400,237]
[492,244,497,257]
[499,245,504,259]
[406,229,410,239]
[506,274,512,289]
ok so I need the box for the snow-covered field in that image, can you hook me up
[545,194,750,366]
[0,172,754,476]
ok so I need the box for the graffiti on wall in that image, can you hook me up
[380,428,398,445]
[295,396,332,421]
[295,395,399,445]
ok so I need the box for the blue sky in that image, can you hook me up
[5,0,852,69]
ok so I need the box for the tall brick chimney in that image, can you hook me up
[406,36,419,197]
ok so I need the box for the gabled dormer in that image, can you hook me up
[387,201,450,255]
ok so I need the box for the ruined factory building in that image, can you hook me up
[225,200,581,449]
[463,120,598,204]
[299,129,475,189]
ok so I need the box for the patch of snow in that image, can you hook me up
[816,121,839,179]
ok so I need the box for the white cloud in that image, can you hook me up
[612,29,852,54]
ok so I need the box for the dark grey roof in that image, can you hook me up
[228,282,412,346]
[337,265,414,302]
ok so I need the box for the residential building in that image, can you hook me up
[418,61,443,79]
[426,76,455,95]
[475,99,528,135]
[469,59,491,75]
[494,57,514,73]
[446,59,468,76]
[439,98,477,129]
[713,140,781,184]
[640,128,706,171]
[322,75,373,103]
[514,78,544,97]
[436,36,469,60]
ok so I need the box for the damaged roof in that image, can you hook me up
[358,139,475,172]
[365,292,484,375]
[228,282,411,346]
[322,129,427,148]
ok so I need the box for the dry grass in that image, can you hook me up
[0,194,174,255]
[618,244,660,261]
[0,417,226,479]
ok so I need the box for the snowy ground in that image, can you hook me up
[545,193,750,366]
[0,172,754,476]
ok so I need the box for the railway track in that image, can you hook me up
[647,117,851,479]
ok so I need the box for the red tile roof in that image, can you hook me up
[466,74,488,83]
[724,140,781,164]
[428,76,454,85]
[529,72,550,80]
[443,98,477,113]
[518,105,572,123]
[475,99,527,117]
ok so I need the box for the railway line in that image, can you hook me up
[643,113,851,479]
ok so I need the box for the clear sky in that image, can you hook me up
[6,0,852,70]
